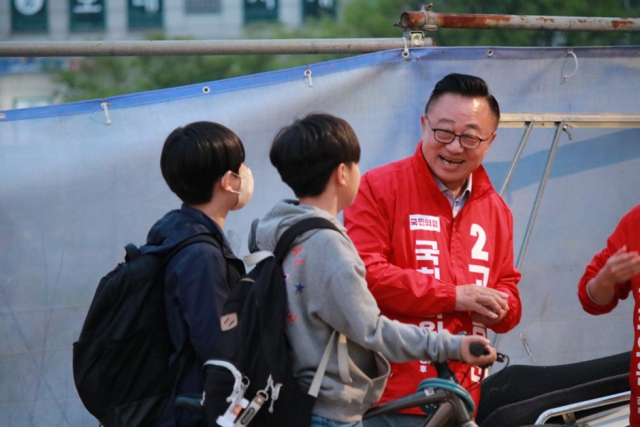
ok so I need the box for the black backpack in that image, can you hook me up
[73,233,241,426]
[202,217,340,427]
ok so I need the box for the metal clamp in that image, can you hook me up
[421,4,438,31]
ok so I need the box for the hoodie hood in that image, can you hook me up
[253,199,346,253]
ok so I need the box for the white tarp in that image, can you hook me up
[1,46,639,426]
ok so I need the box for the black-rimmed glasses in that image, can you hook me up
[424,116,494,150]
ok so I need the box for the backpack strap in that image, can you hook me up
[157,234,229,409]
[273,217,340,263]
[307,331,351,398]
[163,234,222,266]
[271,217,353,393]
[336,332,351,384]
[244,250,272,266]
[163,233,243,286]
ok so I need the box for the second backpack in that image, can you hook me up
[202,217,340,427]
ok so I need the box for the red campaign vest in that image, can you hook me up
[345,143,522,414]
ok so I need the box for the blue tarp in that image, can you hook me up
[1,46,639,426]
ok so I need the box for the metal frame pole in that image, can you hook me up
[2,9,639,58]
[499,121,534,198]
[0,38,432,57]
[515,121,565,270]
[491,121,565,354]
[489,113,640,353]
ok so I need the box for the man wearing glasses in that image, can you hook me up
[344,73,522,426]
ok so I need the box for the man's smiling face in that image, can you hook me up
[420,93,498,196]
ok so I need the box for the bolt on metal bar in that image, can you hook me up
[399,10,640,32]
[0,38,434,57]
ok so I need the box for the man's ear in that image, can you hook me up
[485,130,497,150]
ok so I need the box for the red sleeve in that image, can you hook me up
[344,174,457,318]
[577,216,633,315]
[490,217,522,333]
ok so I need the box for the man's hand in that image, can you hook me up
[588,246,640,305]
[454,285,509,322]
[470,312,505,326]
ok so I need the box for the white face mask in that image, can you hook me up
[229,167,254,211]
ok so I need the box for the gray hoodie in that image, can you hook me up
[253,200,463,422]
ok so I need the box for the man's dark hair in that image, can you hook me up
[161,121,245,205]
[270,113,361,198]
[425,73,500,125]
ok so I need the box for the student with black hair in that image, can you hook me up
[251,113,497,426]
[142,121,252,426]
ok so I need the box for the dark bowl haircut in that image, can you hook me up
[270,113,361,198]
[161,121,245,205]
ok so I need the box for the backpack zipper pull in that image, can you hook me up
[269,384,281,413]
[265,375,282,413]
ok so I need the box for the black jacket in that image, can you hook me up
[141,204,245,427]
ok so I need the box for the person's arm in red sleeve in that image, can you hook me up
[489,214,522,333]
[487,260,521,333]
[578,213,640,315]
[578,245,634,315]
[344,174,457,318]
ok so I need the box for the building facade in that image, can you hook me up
[0,0,338,109]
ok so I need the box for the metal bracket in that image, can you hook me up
[410,31,425,46]
[401,30,427,57]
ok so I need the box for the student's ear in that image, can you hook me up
[334,163,347,187]
[220,170,234,192]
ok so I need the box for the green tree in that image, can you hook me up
[52,33,284,102]
[52,0,640,102]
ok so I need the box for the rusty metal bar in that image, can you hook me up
[399,9,640,32]
[0,38,435,57]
